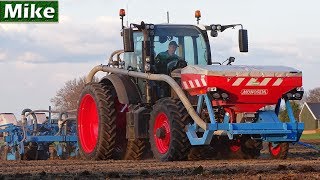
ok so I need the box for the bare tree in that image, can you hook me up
[51,76,97,111]
[303,87,320,103]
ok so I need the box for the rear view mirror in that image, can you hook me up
[239,29,248,52]
[123,28,134,52]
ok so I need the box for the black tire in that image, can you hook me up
[149,98,191,161]
[77,82,116,160]
[100,81,143,160]
[269,142,289,159]
[123,139,146,160]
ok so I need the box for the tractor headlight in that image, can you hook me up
[221,92,229,100]
[216,25,222,31]
[208,88,229,101]
[294,93,301,99]
[283,87,304,100]
[212,92,221,99]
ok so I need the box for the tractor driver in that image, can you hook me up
[155,41,181,74]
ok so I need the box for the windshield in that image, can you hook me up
[153,25,209,65]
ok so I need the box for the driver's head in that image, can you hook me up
[168,41,178,56]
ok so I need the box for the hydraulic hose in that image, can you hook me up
[85,64,208,130]
[21,108,38,136]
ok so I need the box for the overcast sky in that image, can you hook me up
[0,0,319,116]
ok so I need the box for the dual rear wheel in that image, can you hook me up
[77,82,146,160]
[77,83,192,161]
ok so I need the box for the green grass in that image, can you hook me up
[300,133,320,140]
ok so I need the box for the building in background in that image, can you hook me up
[299,102,320,131]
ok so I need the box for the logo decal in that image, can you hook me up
[0,1,59,23]
[241,89,268,95]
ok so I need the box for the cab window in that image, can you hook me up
[153,26,208,66]
[123,32,143,71]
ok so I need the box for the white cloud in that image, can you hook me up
[0,15,121,64]
[17,52,45,63]
[0,52,7,61]
[0,24,28,32]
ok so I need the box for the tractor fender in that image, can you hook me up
[100,74,141,104]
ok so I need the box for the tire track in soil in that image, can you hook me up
[0,140,318,179]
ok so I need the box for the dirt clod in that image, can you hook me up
[276,165,287,171]
[298,165,316,172]
[140,169,150,175]
[192,165,204,175]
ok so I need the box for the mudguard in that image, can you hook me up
[100,74,141,104]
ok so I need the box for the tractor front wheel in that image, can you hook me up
[149,98,191,161]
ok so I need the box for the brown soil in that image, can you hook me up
[0,140,319,179]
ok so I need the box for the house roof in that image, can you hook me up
[305,102,320,120]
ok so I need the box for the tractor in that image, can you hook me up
[77,10,304,161]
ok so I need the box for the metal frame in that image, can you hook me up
[0,109,78,160]
[186,94,304,145]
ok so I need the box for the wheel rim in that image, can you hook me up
[269,143,281,156]
[230,139,241,152]
[153,112,170,154]
[78,94,99,153]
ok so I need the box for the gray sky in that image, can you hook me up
[0,0,319,116]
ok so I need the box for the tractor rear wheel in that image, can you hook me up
[77,82,116,160]
[123,139,147,160]
[149,98,191,161]
[268,142,289,159]
[99,82,147,161]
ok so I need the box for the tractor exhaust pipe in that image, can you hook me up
[85,65,208,130]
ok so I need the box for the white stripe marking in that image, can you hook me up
[260,78,272,86]
[246,78,257,86]
[195,79,201,87]
[201,78,207,86]
[188,80,195,88]
[182,81,189,89]
[272,78,283,86]
[232,78,245,86]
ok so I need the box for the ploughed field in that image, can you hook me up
[0,140,319,179]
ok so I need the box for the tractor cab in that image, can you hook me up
[123,24,211,74]
[122,23,248,75]
[121,21,247,99]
